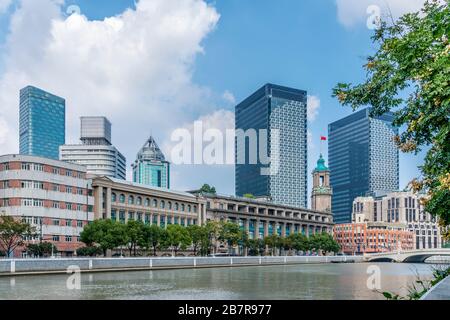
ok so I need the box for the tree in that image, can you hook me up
[219,222,242,255]
[264,234,281,256]
[80,219,127,256]
[125,220,145,256]
[187,225,208,256]
[27,242,57,258]
[164,225,192,256]
[205,221,221,254]
[332,0,450,233]
[0,215,36,258]
[76,246,102,257]
[199,184,217,194]
[243,194,255,199]
[291,233,310,254]
[142,225,165,256]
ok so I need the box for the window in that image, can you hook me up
[21,163,31,170]
[187,205,191,213]
[77,188,83,195]
[181,204,185,212]
[168,202,172,210]
[66,186,72,194]
[3,163,9,171]
[52,219,60,226]
[33,164,44,171]
[33,181,44,189]
[77,220,83,228]
[119,194,125,203]
[52,167,60,175]
[52,184,59,192]
[33,199,43,207]
[160,200,165,209]
[111,193,117,202]
[137,197,142,206]
[128,195,134,205]
[153,199,157,208]
[52,202,60,209]
[66,203,72,210]
[65,236,72,242]
[77,204,82,211]
[66,170,72,177]
[193,206,197,213]
[66,220,72,227]
[52,235,60,242]
[175,203,179,211]
[21,181,32,188]
[145,198,150,207]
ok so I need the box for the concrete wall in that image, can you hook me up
[0,256,364,276]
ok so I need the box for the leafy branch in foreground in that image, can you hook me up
[332,0,450,231]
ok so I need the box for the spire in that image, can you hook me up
[315,154,329,172]
[136,136,166,161]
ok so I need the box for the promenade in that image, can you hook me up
[0,255,363,276]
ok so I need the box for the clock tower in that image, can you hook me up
[311,154,332,213]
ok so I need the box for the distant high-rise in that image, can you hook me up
[328,108,399,224]
[235,83,308,208]
[60,117,126,179]
[19,86,65,160]
[132,136,170,188]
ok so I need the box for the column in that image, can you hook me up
[105,187,112,219]
[95,186,103,220]
[275,222,280,236]
[245,219,250,235]
[281,222,286,237]
[290,224,294,235]
[264,220,269,237]
[256,218,261,239]
[157,214,161,227]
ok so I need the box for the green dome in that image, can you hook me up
[315,154,329,171]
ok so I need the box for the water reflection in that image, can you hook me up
[0,263,436,300]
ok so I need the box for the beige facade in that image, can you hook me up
[92,176,206,227]
[204,194,334,239]
[352,191,442,249]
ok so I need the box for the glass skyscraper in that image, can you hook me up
[19,86,65,160]
[328,108,399,223]
[132,136,170,188]
[235,83,308,208]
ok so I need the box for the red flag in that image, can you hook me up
[320,136,327,141]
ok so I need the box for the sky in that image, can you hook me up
[0,0,429,202]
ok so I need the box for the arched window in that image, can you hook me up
[187,205,191,212]
[153,199,158,208]
[168,202,172,210]
[137,197,142,206]
[145,198,150,207]
[160,200,165,209]
[193,206,197,213]
[128,195,134,205]
[181,204,185,212]
[175,203,179,211]
[111,193,117,202]
[119,194,125,203]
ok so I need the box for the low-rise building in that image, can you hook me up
[352,191,442,249]
[0,154,94,257]
[333,222,414,255]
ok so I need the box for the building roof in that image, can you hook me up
[314,154,329,172]
[136,136,166,162]
[106,177,196,198]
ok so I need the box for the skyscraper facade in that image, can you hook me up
[132,136,170,188]
[328,108,399,223]
[60,117,126,179]
[235,83,308,208]
[19,86,65,160]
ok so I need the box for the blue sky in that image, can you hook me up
[0,0,426,200]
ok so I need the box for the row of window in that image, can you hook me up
[22,216,85,228]
[0,162,85,179]
[19,198,86,211]
[111,193,197,213]
[0,180,86,195]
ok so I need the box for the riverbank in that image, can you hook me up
[420,272,450,300]
[0,255,364,276]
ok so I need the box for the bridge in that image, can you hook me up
[364,248,450,263]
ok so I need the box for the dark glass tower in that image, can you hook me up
[235,83,308,208]
[328,108,399,223]
[19,86,65,160]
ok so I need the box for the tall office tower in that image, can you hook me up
[235,83,308,208]
[328,108,399,223]
[60,117,126,179]
[19,86,65,160]
[132,136,170,188]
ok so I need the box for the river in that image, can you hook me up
[0,263,440,300]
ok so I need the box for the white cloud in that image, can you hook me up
[307,95,320,122]
[222,90,236,104]
[0,0,12,14]
[0,0,220,180]
[335,0,427,27]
